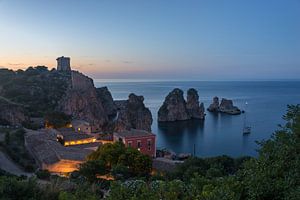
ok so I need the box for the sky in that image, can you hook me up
[0,0,299,80]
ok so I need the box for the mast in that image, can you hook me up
[243,102,248,128]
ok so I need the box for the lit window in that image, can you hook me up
[78,128,81,132]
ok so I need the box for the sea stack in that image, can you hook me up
[219,98,241,115]
[186,88,205,119]
[207,97,241,115]
[158,88,189,122]
[207,96,220,112]
[158,88,205,122]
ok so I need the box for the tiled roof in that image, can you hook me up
[114,129,155,138]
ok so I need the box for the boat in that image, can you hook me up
[243,102,251,134]
[243,126,251,134]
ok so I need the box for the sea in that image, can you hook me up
[94,80,300,158]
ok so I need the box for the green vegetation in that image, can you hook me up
[0,128,37,172]
[45,111,72,128]
[35,169,51,180]
[0,67,71,117]
[80,142,152,181]
[0,105,299,199]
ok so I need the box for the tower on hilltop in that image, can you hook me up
[56,56,71,71]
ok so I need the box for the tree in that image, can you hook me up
[241,104,300,200]
[87,142,152,179]
[79,160,107,182]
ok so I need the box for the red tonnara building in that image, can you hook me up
[113,129,156,157]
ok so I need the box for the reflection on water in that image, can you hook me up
[158,119,204,154]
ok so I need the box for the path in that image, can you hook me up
[0,151,32,177]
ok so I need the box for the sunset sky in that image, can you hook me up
[0,0,299,80]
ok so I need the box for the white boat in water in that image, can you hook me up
[243,102,251,134]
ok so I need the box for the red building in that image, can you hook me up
[113,129,156,157]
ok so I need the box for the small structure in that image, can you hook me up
[25,129,98,174]
[113,129,156,157]
[56,56,71,72]
[71,120,92,134]
[56,128,96,146]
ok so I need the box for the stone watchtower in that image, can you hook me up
[56,56,71,71]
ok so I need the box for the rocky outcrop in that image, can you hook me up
[207,96,220,112]
[114,93,153,132]
[0,97,29,126]
[58,71,108,131]
[158,88,205,122]
[96,87,117,117]
[71,71,94,90]
[219,98,241,115]
[207,97,241,115]
[158,88,189,122]
[186,88,205,119]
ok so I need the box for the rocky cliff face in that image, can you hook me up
[219,98,241,115]
[0,97,29,126]
[58,71,108,130]
[158,88,205,122]
[207,96,220,112]
[114,93,153,132]
[186,88,205,119]
[96,87,117,117]
[158,88,189,122]
[207,97,241,115]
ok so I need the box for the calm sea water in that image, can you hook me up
[94,81,300,157]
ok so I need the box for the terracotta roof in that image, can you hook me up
[114,129,155,138]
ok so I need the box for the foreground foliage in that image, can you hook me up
[81,142,152,181]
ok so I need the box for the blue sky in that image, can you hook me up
[0,0,299,80]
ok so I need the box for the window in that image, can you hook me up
[147,139,151,150]
[137,140,141,148]
[128,141,132,147]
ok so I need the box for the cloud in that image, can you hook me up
[8,63,24,66]
[122,60,134,64]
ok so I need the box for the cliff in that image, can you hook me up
[96,87,117,117]
[114,93,153,132]
[58,71,109,131]
[0,97,29,126]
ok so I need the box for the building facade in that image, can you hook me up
[57,56,71,71]
[71,120,92,134]
[113,129,156,157]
